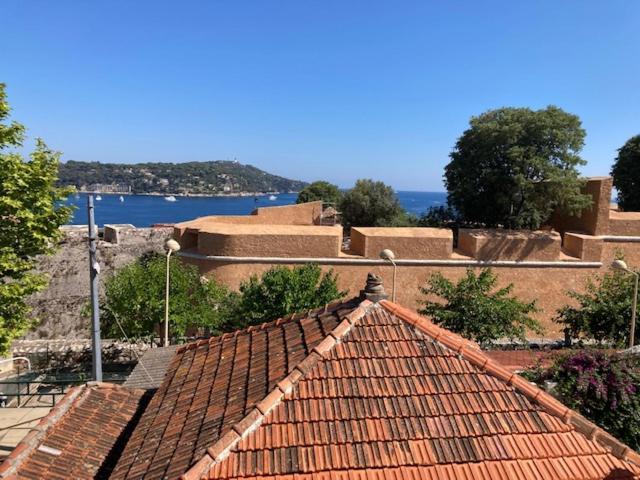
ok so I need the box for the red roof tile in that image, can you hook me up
[11,295,640,480]
[188,300,639,480]
[0,382,150,480]
[110,298,361,480]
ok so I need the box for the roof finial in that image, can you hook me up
[360,273,388,302]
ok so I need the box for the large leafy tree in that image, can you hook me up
[296,180,342,205]
[100,253,229,340]
[445,106,592,230]
[611,134,640,211]
[227,264,347,329]
[556,266,639,347]
[340,179,409,228]
[0,84,73,355]
[419,268,542,346]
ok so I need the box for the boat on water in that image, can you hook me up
[119,196,124,202]
[165,195,177,202]
[95,195,102,201]
[268,195,277,201]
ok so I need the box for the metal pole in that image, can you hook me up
[630,273,638,349]
[164,250,172,347]
[88,195,102,382]
[391,260,397,303]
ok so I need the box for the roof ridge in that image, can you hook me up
[379,300,640,468]
[179,300,374,480]
[175,297,360,354]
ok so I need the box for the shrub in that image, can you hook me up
[556,267,638,347]
[227,263,347,329]
[99,253,229,340]
[544,351,640,450]
[419,268,542,345]
[296,180,342,205]
[340,179,408,228]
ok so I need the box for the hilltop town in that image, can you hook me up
[58,160,307,195]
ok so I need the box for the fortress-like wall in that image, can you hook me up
[176,177,640,340]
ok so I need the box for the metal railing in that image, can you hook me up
[0,378,84,408]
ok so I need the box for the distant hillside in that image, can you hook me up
[58,160,307,195]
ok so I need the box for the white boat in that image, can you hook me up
[95,195,102,201]
[119,196,124,202]
[268,195,277,201]
[164,195,177,202]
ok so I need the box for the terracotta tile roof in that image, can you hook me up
[10,296,639,479]
[185,300,639,480]
[0,382,150,480]
[110,298,361,480]
[124,345,179,391]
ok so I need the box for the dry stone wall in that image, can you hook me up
[26,227,172,340]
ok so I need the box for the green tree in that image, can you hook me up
[419,268,542,345]
[296,180,342,205]
[100,254,229,340]
[556,266,638,347]
[0,84,73,355]
[445,106,592,230]
[340,179,407,228]
[611,134,640,212]
[227,264,347,329]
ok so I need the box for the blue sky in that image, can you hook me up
[3,1,639,191]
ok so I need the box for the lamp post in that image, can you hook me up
[379,249,397,302]
[164,239,181,347]
[612,259,638,348]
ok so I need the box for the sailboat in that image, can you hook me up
[119,196,125,202]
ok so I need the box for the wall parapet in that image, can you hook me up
[178,250,602,268]
[350,227,452,259]
[458,229,561,261]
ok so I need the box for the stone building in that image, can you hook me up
[174,177,640,339]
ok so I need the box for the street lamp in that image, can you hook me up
[164,239,181,347]
[379,249,397,302]
[612,259,638,348]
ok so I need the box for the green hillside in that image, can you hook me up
[58,160,307,194]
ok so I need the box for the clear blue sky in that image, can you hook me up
[3,1,639,191]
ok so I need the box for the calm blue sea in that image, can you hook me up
[64,191,448,227]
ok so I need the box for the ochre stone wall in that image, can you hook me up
[196,225,342,258]
[551,177,612,235]
[184,240,640,340]
[176,181,640,341]
[609,210,640,236]
[350,227,452,259]
[458,229,561,261]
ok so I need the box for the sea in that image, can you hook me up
[64,191,448,227]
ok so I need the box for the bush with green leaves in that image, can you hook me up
[419,268,542,345]
[340,179,409,228]
[0,83,73,355]
[532,350,640,451]
[99,253,229,340]
[445,106,592,229]
[556,266,639,347]
[296,180,342,206]
[227,264,347,329]
[611,134,640,212]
